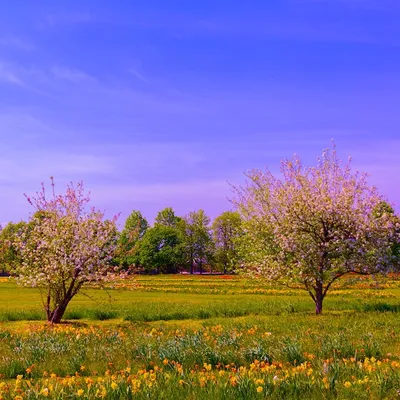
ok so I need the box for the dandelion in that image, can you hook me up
[344,381,352,388]
[257,386,263,393]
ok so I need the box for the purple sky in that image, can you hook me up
[1,0,400,226]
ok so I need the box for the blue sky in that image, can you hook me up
[1,0,400,226]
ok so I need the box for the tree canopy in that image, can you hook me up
[136,224,184,273]
[14,179,119,323]
[115,210,148,269]
[182,210,214,274]
[234,145,399,314]
[212,211,242,274]
[0,221,27,274]
[154,207,182,227]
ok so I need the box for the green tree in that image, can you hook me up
[136,225,184,274]
[116,210,149,268]
[182,210,214,274]
[233,145,399,314]
[0,221,27,274]
[154,207,182,227]
[212,211,242,274]
[373,201,400,266]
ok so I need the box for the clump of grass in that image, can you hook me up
[280,337,305,365]
[88,309,119,320]
[320,332,358,359]
[0,358,27,378]
[0,309,44,321]
[64,309,86,320]
[363,302,400,313]
[244,345,272,363]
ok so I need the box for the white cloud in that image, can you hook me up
[0,35,35,51]
[43,12,94,27]
[0,62,25,86]
[51,66,97,83]
[129,68,149,84]
[0,151,116,184]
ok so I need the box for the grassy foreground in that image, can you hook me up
[1,275,400,399]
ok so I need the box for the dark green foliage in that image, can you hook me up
[155,207,182,228]
[0,221,27,274]
[181,209,214,274]
[212,211,243,274]
[136,225,185,273]
[115,210,149,268]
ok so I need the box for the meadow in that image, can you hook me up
[1,275,400,399]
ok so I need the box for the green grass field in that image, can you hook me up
[1,275,400,399]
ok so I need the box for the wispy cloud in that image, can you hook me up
[124,5,400,47]
[41,12,94,28]
[0,148,116,184]
[0,35,35,51]
[0,61,57,95]
[129,68,149,84]
[0,60,204,116]
[51,66,97,83]
[0,62,25,86]
[91,179,232,223]
[94,180,228,202]
[295,0,400,10]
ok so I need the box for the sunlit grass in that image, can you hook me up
[1,275,400,398]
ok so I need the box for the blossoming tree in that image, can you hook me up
[233,145,399,314]
[15,179,119,323]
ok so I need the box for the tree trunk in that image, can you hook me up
[48,301,69,324]
[315,282,324,315]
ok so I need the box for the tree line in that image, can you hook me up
[0,207,243,276]
[0,144,399,322]
[114,207,243,274]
